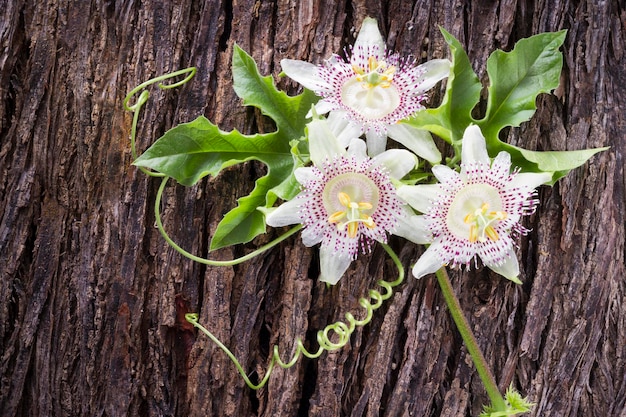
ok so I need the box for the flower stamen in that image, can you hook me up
[353,56,396,89]
[464,203,507,243]
[328,191,377,238]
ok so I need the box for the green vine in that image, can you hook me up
[185,242,404,390]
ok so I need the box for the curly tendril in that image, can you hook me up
[185,242,405,390]
[123,67,197,176]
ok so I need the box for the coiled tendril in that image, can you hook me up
[185,242,404,390]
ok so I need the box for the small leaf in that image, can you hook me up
[499,142,609,184]
[478,30,567,145]
[407,27,482,144]
[133,116,289,186]
[232,44,318,141]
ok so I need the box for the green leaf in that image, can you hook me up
[477,30,567,145]
[406,27,482,144]
[135,46,317,249]
[498,142,609,184]
[232,44,318,141]
[133,116,294,248]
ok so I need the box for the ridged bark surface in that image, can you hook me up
[0,1,623,416]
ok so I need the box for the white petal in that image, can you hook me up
[307,117,345,166]
[354,17,385,58]
[365,129,387,156]
[312,100,336,116]
[387,123,442,164]
[301,226,323,247]
[281,59,325,91]
[393,208,431,244]
[510,171,553,190]
[412,245,445,279]
[294,166,317,184]
[486,250,522,284]
[461,125,490,167]
[264,198,302,227]
[319,246,352,285]
[372,149,417,179]
[431,164,459,184]
[347,138,368,161]
[326,111,363,148]
[397,184,441,214]
[409,59,451,93]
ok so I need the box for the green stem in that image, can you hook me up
[155,176,302,266]
[435,267,506,411]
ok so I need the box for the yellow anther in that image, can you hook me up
[328,211,346,223]
[338,191,352,207]
[347,222,358,238]
[464,202,507,243]
[484,226,499,242]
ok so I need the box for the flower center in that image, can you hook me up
[446,184,507,242]
[464,203,507,243]
[322,173,379,238]
[353,56,396,88]
[340,56,400,120]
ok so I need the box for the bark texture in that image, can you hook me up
[0,1,624,416]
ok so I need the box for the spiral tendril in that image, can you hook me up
[186,242,404,390]
[124,68,196,176]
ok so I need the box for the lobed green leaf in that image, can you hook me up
[406,27,482,144]
[135,46,317,249]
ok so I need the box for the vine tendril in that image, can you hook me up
[124,68,197,176]
[185,242,404,390]
[155,176,303,266]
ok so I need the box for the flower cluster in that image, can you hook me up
[271,18,552,285]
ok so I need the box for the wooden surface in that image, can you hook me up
[0,1,624,416]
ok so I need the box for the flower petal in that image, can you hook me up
[365,129,387,156]
[409,59,451,94]
[301,226,324,247]
[387,123,442,164]
[308,117,346,166]
[327,111,362,148]
[281,59,325,91]
[412,245,445,279]
[431,164,460,185]
[294,166,317,184]
[353,17,385,58]
[311,100,336,117]
[397,184,441,214]
[393,208,431,244]
[510,171,553,190]
[461,125,490,167]
[372,149,417,180]
[347,138,368,161]
[319,246,353,285]
[264,198,302,227]
[486,250,522,284]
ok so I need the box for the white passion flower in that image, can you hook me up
[397,125,553,283]
[265,117,422,285]
[281,17,450,160]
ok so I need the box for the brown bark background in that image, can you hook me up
[0,1,624,416]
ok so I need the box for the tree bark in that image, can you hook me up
[0,1,624,416]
